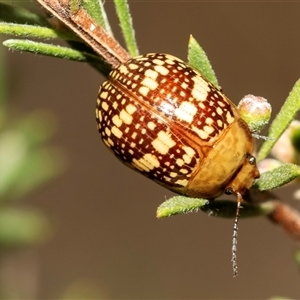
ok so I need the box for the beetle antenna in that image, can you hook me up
[232,193,243,277]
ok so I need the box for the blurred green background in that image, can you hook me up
[1,1,300,299]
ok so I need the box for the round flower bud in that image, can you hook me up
[238,94,272,133]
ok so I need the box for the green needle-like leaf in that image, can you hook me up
[0,208,52,246]
[157,195,208,218]
[188,35,219,87]
[257,78,300,162]
[254,163,300,191]
[0,22,79,41]
[9,110,57,147]
[0,3,47,25]
[4,147,66,201]
[295,250,300,269]
[3,39,86,59]
[0,36,6,109]
[291,125,300,153]
[3,39,110,75]
[114,0,138,57]
[0,112,67,200]
[157,195,276,219]
[81,0,113,36]
[96,0,114,36]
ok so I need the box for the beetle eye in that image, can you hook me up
[248,155,256,165]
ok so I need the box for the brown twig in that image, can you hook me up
[248,189,300,241]
[35,0,130,68]
[268,200,300,241]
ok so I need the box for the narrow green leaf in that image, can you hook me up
[10,110,57,147]
[200,200,276,218]
[0,36,7,110]
[188,35,219,87]
[7,148,66,200]
[0,208,52,246]
[257,79,300,162]
[0,112,66,200]
[295,250,300,269]
[96,0,114,36]
[0,3,47,26]
[69,0,81,14]
[157,195,276,219]
[0,22,79,41]
[291,124,300,153]
[3,39,87,60]
[81,0,113,36]
[0,146,66,200]
[0,130,29,197]
[114,0,138,57]
[254,163,300,191]
[3,39,111,75]
[156,195,208,218]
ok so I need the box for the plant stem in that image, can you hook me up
[268,200,300,241]
[35,0,130,68]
